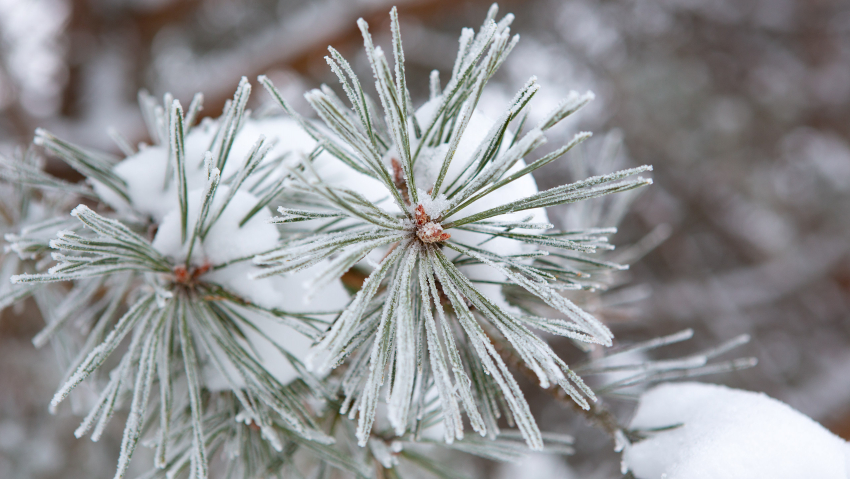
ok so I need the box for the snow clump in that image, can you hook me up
[623,382,850,479]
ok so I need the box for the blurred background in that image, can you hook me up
[1,0,849,477]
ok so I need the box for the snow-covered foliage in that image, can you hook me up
[256,5,652,450]
[623,382,850,479]
[4,80,358,477]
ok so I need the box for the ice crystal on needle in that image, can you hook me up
[256,5,652,449]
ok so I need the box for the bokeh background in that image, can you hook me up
[1,0,849,477]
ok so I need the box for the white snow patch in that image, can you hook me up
[147,183,318,390]
[92,117,319,222]
[623,382,850,479]
[418,104,549,310]
[412,98,501,192]
[205,260,349,313]
[412,143,448,189]
[311,101,550,242]
[219,116,318,180]
[92,125,215,221]
[151,186,278,266]
[416,190,450,219]
[312,152,391,206]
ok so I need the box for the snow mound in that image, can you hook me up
[219,116,318,179]
[93,117,316,222]
[623,382,850,479]
[151,186,278,265]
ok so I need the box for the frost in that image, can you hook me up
[5,5,660,475]
[427,105,550,312]
[416,220,449,244]
[623,382,850,479]
[413,98,511,194]
[314,102,551,244]
[368,438,398,468]
[251,6,642,451]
